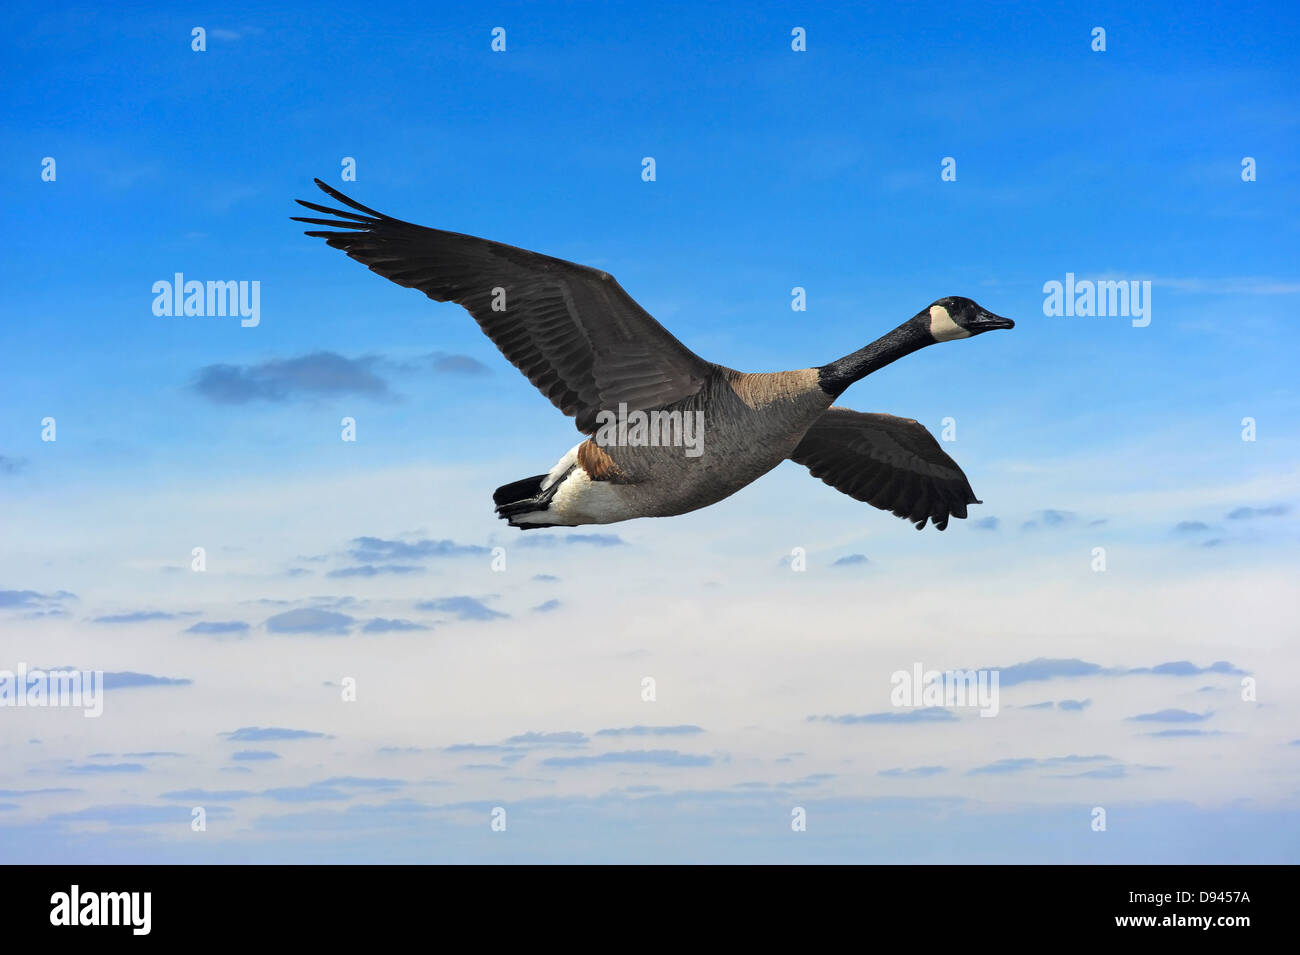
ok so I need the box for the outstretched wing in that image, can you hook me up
[789,407,981,530]
[294,179,710,433]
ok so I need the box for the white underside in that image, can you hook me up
[514,443,636,526]
[539,444,579,491]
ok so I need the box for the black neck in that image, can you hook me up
[817,318,932,397]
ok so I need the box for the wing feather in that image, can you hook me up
[294,180,710,433]
[790,407,982,531]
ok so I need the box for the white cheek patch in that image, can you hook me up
[929,305,971,342]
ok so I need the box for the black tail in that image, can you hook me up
[493,473,548,508]
[493,469,573,529]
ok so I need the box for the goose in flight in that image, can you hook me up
[294,180,1014,531]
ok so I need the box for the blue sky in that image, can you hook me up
[1,0,1298,863]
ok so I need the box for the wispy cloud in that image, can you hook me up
[1226,504,1289,520]
[362,618,429,633]
[1020,509,1076,531]
[541,750,714,768]
[1017,700,1092,712]
[0,589,75,617]
[316,776,404,790]
[92,610,176,624]
[101,671,192,690]
[810,708,958,725]
[191,352,390,404]
[518,534,626,548]
[967,758,1039,776]
[595,725,705,737]
[879,766,948,778]
[49,804,233,826]
[347,537,489,561]
[0,455,27,475]
[415,596,507,621]
[1148,276,1300,295]
[161,789,255,801]
[326,564,423,578]
[122,752,183,759]
[967,755,1112,776]
[184,621,250,636]
[505,732,587,746]
[991,658,1244,686]
[222,727,330,742]
[1128,709,1213,723]
[65,763,145,774]
[1129,662,1245,677]
[263,785,350,802]
[427,351,491,375]
[265,608,353,634]
[1063,764,1129,779]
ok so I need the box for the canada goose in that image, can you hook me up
[294,180,1014,531]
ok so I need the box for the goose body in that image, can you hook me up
[294,180,1015,531]
[506,368,832,526]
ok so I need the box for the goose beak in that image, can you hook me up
[971,308,1015,331]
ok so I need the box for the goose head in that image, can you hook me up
[817,295,1016,396]
[923,296,1015,342]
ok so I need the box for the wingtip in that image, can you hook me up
[305,178,385,218]
[314,178,342,201]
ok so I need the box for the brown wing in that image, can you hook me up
[294,180,710,434]
[790,407,981,530]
